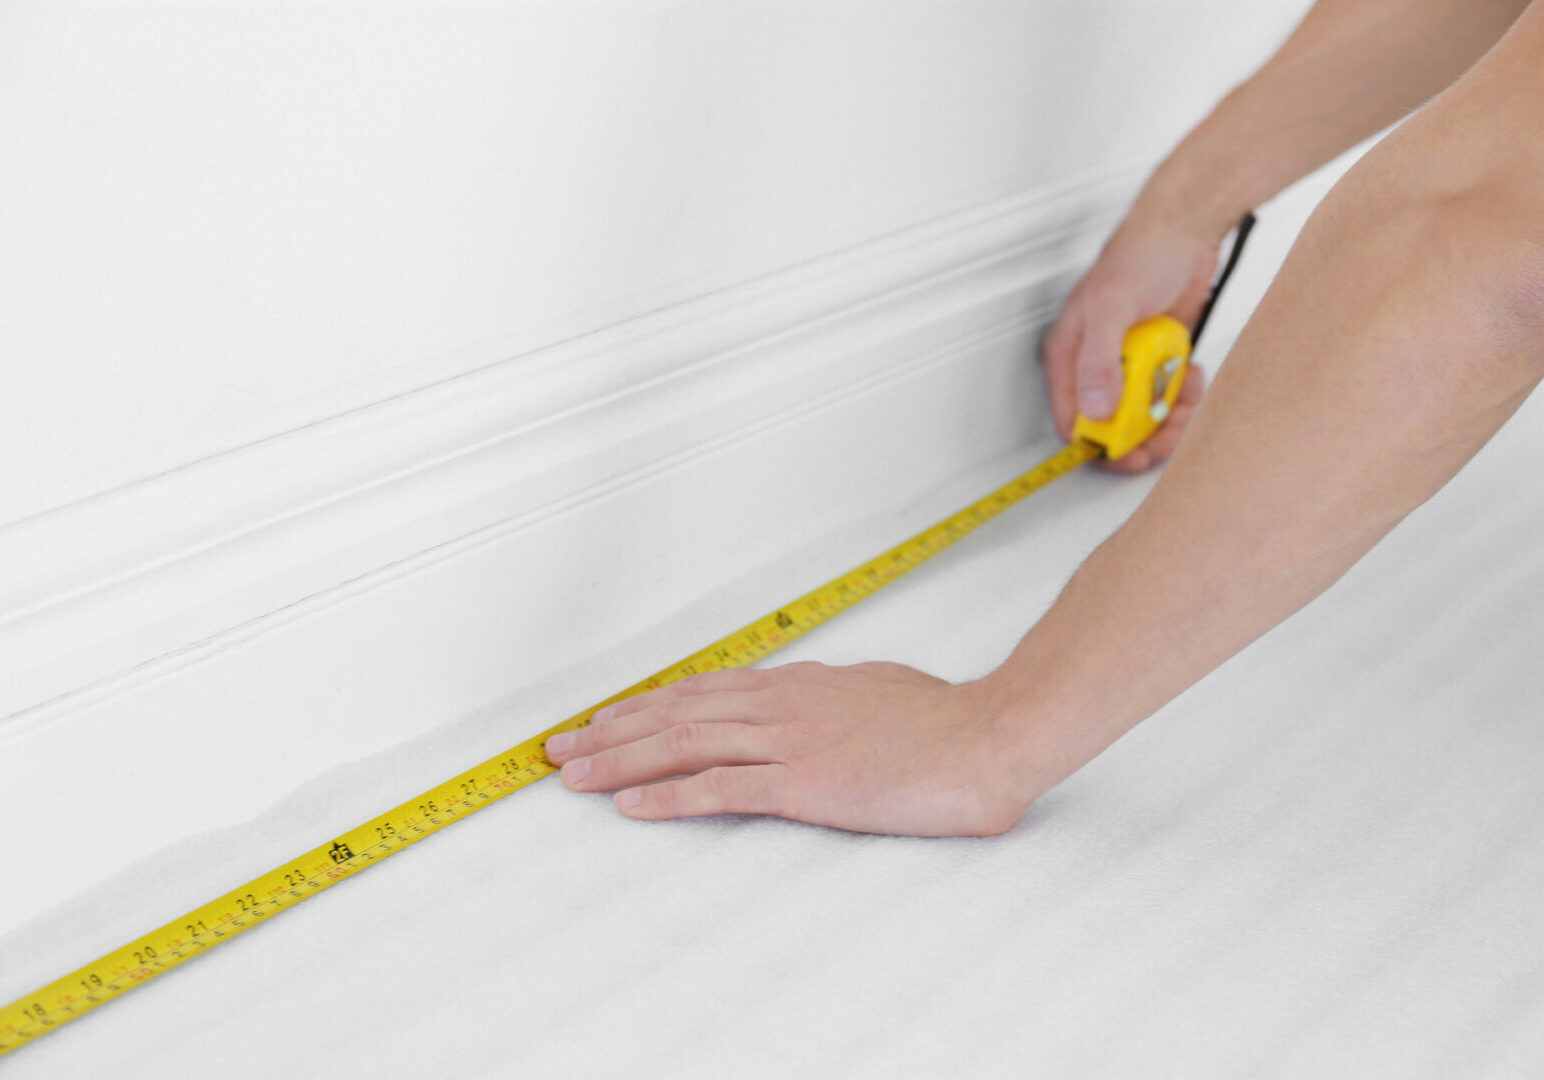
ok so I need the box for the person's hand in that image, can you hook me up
[1042,214,1221,473]
[541,661,1026,837]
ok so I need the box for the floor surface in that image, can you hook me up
[5,386,1544,1078]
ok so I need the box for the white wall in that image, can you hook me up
[0,0,1320,931]
[0,0,1305,525]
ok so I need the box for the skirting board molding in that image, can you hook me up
[0,161,1144,928]
[1,162,1144,727]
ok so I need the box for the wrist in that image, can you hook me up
[1129,84,1285,247]
[966,633,1106,811]
[1131,150,1261,250]
[1130,162,1247,250]
[965,536,1165,809]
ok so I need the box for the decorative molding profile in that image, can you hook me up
[0,161,1145,730]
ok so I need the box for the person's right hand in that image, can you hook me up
[1041,214,1224,473]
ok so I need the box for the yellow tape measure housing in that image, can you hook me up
[1073,315,1192,460]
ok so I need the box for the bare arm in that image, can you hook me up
[989,1,1544,809]
[1148,0,1533,241]
[543,3,1544,838]
[1046,0,1531,470]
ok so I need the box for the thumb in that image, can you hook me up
[1073,291,1138,421]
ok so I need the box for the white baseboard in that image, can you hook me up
[0,162,1142,929]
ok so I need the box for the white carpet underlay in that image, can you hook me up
[5,388,1544,1079]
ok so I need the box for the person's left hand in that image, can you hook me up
[541,661,1026,837]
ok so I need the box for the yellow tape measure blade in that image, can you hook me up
[0,423,1107,1055]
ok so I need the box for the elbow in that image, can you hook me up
[1401,178,1544,374]
[1325,90,1544,373]
[1467,211,1544,375]
[1494,248,1544,354]
[1434,166,1544,355]
[1388,183,1544,378]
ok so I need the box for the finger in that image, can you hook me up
[1096,358,1207,472]
[1074,289,1140,422]
[1139,362,1208,462]
[1042,307,1084,441]
[1096,408,1187,473]
[1176,359,1206,404]
[546,690,767,764]
[595,668,774,725]
[560,719,771,792]
[1098,446,1153,475]
[615,763,798,820]
[1139,419,1187,465]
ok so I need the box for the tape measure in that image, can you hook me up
[0,310,1205,1057]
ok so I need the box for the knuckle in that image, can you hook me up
[610,691,658,718]
[735,691,775,725]
[639,682,676,704]
[1042,315,1076,356]
[1079,354,1123,384]
[702,766,736,801]
[676,673,715,695]
[1079,280,1112,307]
[1083,282,1132,318]
[786,674,830,704]
[774,684,813,715]
[741,774,770,811]
[665,721,700,755]
[853,660,903,677]
[647,781,680,814]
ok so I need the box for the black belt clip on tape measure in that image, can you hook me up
[1074,211,1257,460]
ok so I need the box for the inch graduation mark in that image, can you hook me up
[0,438,1099,1057]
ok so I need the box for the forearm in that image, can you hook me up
[1137,0,1529,244]
[989,8,1544,798]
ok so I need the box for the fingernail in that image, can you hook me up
[592,706,615,724]
[562,757,591,786]
[616,789,642,809]
[546,731,575,755]
[1080,389,1112,418]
